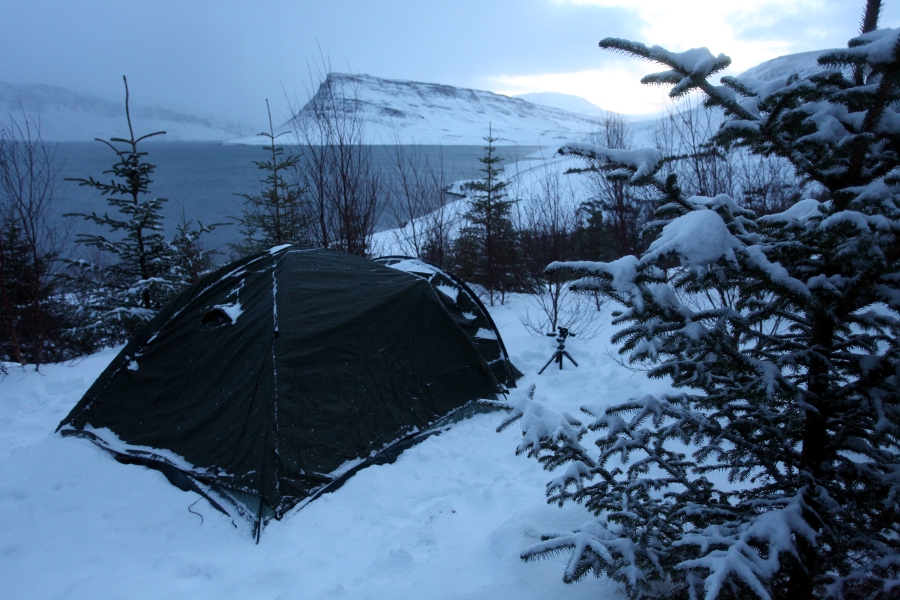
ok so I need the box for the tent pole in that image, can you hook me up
[255,498,262,544]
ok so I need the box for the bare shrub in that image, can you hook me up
[385,138,458,266]
[517,157,604,339]
[289,63,383,256]
[0,111,66,367]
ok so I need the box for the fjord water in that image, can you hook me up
[52,142,540,257]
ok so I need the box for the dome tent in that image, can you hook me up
[58,246,518,540]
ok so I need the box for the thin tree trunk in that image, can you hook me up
[0,235,25,366]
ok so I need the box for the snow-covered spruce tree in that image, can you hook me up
[512,4,900,599]
[65,77,217,346]
[230,100,308,257]
[451,125,520,306]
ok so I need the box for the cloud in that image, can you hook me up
[550,0,826,69]
[484,0,900,115]
[548,0,900,69]
[487,63,671,115]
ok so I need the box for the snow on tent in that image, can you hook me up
[57,247,518,540]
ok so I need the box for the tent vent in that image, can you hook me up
[201,308,231,325]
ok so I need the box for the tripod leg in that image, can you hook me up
[538,353,557,375]
[562,351,579,368]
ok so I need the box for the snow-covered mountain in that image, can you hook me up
[512,92,604,116]
[0,82,244,142]
[262,73,605,147]
[4,49,837,145]
[737,49,834,82]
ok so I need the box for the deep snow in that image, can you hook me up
[0,294,674,599]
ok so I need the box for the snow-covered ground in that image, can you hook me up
[0,293,673,599]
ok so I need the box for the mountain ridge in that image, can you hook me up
[512,92,605,116]
[737,49,834,82]
[267,72,604,146]
[0,81,245,142]
[4,48,836,144]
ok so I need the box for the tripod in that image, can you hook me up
[538,327,578,374]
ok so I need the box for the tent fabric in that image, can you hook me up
[374,256,522,387]
[58,247,516,529]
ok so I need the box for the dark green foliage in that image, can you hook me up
[169,213,221,285]
[0,112,78,367]
[230,100,308,257]
[586,113,653,259]
[0,222,56,364]
[0,221,31,365]
[572,200,611,260]
[65,77,219,348]
[451,127,521,306]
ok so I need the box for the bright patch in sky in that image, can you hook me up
[492,0,834,114]
[491,66,671,116]
[561,0,818,52]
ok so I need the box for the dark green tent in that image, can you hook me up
[58,247,518,538]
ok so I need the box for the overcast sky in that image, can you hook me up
[3,0,897,128]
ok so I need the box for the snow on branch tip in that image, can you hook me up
[558,143,661,183]
[820,27,900,67]
[599,38,730,76]
[600,37,731,98]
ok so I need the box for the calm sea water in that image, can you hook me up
[51,142,539,256]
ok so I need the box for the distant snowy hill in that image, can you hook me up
[512,92,604,116]
[737,49,835,82]
[0,82,244,142]
[4,49,842,145]
[251,73,605,147]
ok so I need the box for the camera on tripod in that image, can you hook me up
[547,327,574,341]
[538,327,578,374]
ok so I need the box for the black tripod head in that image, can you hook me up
[547,327,575,342]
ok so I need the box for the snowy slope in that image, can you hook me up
[233,73,606,147]
[5,47,830,146]
[512,92,604,117]
[0,82,244,142]
[737,49,833,82]
[373,149,595,258]
[610,49,842,153]
[0,295,674,599]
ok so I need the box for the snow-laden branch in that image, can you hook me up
[599,37,756,123]
[558,143,662,184]
[820,27,900,67]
